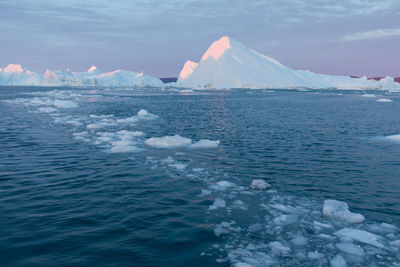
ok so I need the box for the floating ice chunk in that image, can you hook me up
[169,163,187,170]
[38,107,57,113]
[291,234,308,246]
[53,99,78,108]
[209,198,226,210]
[249,179,271,190]
[269,203,297,214]
[274,214,298,226]
[234,263,253,267]
[211,180,236,191]
[368,222,398,234]
[335,242,365,257]
[110,144,142,153]
[161,156,175,164]
[72,131,90,142]
[189,139,220,149]
[117,130,144,137]
[269,241,291,255]
[247,223,263,233]
[199,189,211,196]
[117,116,139,124]
[145,135,192,148]
[361,94,375,98]
[330,254,347,267]
[323,199,365,224]
[376,98,393,102]
[313,220,334,229]
[382,134,400,143]
[307,251,324,259]
[137,109,159,120]
[334,228,384,248]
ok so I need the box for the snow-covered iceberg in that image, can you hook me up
[177,36,400,90]
[0,64,163,87]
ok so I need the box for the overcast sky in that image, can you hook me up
[0,0,399,77]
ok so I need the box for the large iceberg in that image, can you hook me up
[0,64,163,87]
[177,36,400,90]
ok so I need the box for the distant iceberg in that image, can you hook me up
[177,36,400,90]
[0,64,163,87]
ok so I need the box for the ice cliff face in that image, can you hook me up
[177,36,400,90]
[0,64,163,87]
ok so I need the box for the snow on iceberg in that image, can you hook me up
[0,64,163,87]
[189,139,220,149]
[145,135,192,148]
[177,36,400,90]
[323,199,365,224]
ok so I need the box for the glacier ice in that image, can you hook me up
[0,64,163,87]
[177,36,400,90]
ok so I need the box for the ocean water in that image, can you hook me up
[1,86,400,266]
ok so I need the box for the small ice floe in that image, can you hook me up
[335,242,365,257]
[53,99,79,108]
[214,221,241,237]
[234,263,253,267]
[137,109,159,120]
[334,228,385,248]
[110,140,143,153]
[307,251,324,259]
[169,163,187,171]
[145,135,192,148]
[117,130,144,138]
[86,120,117,130]
[209,198,226,210]
[329,254,347,267]
[376,98,393,102]
[381,134,400,143]
[117,116,138,124]
[322,199,365,224]
[268,241,291,255]
[249,179,271,190]
[211,180,236,191]
[189,139,220,149]
[361,94,376,98]
[291,234,308,246]
[38,107,57,113]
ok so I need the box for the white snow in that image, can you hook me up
[323,199,365,223]
[145,135,192,149]
[176,36,400,90]
[189,139,220,149]
[249,179,271,190]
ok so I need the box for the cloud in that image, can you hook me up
[342,28,400,42]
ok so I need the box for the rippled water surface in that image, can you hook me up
[1,86,400,266]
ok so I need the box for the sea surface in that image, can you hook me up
[1,86,399,266]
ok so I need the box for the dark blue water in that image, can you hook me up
[1,87,399,266]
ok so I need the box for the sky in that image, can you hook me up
[0,0,399,77]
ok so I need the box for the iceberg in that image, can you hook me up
[0,64,163,87]
[323,199,365,223]
[177,36,400,90]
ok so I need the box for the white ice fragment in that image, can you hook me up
[291,234,308,246]
[189,139,220,149]
[169,163,187,170]
[53,99,78,108]
[330,254,347,267]
[269,241,291,255]
[234,263,254,267]
[335,242,365,257]
[38,107,57,113]
[323,199,365,224]
[199,189,211,196]
[145,135,192,148]
[137,109,159,120]
[376,98,393,102]
[334,228,385,248]
[249,179,271,190]
[209,198,226,210]
[211,180,236,190]
[247,223,263,233]
[361,94,375,98]
[274,214,298,226]
[307,251,324,259]
[117,116,139,124]
[117,130,144,137]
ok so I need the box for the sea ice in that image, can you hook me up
[376,98,393,102]
[335,242,365,257]
[145,135,192,148]
[307,251,324,259]
[53,99,79,108]
[323,199,365,223]
[249,179,271,190]
[269,241,291,255]
[189,139,220,149]
[334,228,384,248]
[361,94,376,98]
[209,198,226,210]
[137,109,159,120]
[330,254,347,267]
